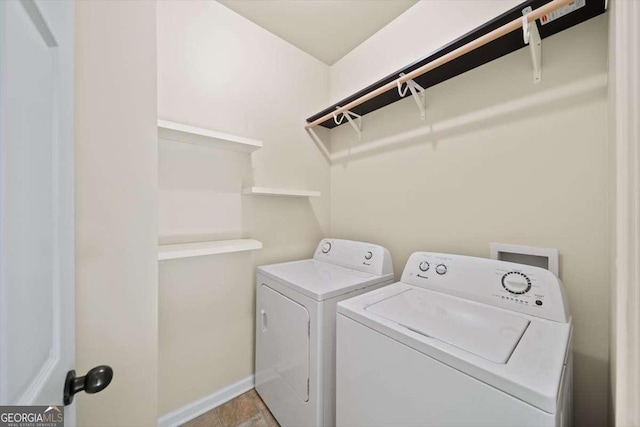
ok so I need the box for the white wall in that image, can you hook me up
[75,1,158,425]
[156,0,330,415]
[329,5,610,426]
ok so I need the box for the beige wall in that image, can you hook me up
[329,8,610,427]
[156,1,611,423]
[75,1,158,426]
[156,0,330,415]
[329,0,520,103]
[607,1,617,425]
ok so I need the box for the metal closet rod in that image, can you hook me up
[304,0,573,130]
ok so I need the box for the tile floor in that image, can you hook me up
[182,389,280,427]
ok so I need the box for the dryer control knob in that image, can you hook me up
[502,272,531,294]
[435,264,447,275]
[321,242,332,254]
[365,251,373,260]
[418,261,430,272]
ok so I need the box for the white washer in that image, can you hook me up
[337,252,573,427]
[255,239,394,427]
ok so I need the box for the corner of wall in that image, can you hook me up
[75,1,159,425]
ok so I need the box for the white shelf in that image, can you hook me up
[241,186,321,198]
[158,120,262,153]
[158,239,262,261]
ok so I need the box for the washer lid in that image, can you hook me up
[366,289,529,363]
[258,259,391,301]
[338,283,572,414]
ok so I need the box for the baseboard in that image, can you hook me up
[158,375,255,427]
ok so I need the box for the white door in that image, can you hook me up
[0,0,75,417]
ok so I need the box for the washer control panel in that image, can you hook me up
[314,238,394,277]
[401,252,569,323]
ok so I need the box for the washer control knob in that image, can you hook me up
[364,251,373,260]
[418,261,430,272]
[321,242,332,254]
[502,271,531,294]
[435,264,447,275]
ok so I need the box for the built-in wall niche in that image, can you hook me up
[157,120,322,260]
[157,119,263,261]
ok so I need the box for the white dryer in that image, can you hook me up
[255,239,394,427]
[336,252,573,427]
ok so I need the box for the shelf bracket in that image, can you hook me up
[397,73,426,120]
[522,7,542,84]
[333,107,362,140]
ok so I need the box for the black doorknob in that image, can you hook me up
[63,365,113,405]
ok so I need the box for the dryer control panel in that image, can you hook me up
[401,252,570,323]
[314,239,393,277]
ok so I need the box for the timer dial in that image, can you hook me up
[364,251,373,260]
[435,264,447,275]
[418,261,430,272]
[501,271,531,295]
[321,242,332,254]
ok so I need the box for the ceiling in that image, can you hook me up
[216,0,418,65]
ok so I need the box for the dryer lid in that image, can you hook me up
[366,288,530,363]
[258,259,391,301]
